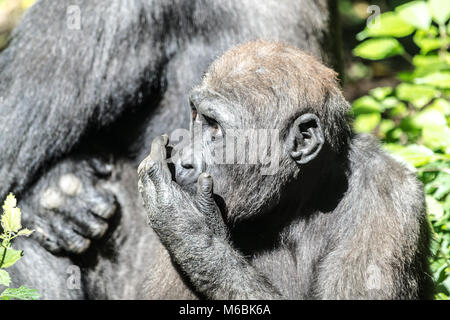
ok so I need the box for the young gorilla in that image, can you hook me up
[138,41,432,299]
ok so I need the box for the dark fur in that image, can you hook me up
[1,0,341,298]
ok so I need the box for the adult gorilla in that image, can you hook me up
[0,1,340,298]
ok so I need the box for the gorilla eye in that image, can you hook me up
[203,115,221,136]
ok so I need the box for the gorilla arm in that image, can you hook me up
[0,0,164,199]
[138,136,282,300]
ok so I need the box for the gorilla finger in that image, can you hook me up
[51,217,91,254]
[87,157,113,177]
[149,135,172,182]
[150,135,169,161]
[60,232,91,254]
[144,159,172,192]
[68,207,109,239]
[79,183,117,220]
[196,173,216,211]
[32,225,61,254]
[50,194,110,239]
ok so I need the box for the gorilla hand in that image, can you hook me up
[21,157,117,254]
[138,136,281,299]
[137,135,227,248]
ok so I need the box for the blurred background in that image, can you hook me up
[0,0,449,299]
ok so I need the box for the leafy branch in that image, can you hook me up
[0,193,39,300]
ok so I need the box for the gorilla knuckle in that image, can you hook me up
[40,188,65,210]
[59,173,82,196]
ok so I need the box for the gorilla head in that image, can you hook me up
[174,40,352,223]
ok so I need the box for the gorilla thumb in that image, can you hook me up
[196,173,215,210]
[197,172,214,204]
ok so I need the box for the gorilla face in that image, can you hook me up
[171,41,341,223]
[173,87,325,223]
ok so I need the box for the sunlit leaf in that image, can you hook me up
[411,54,450,78]
[0,286,40,300]
[379,119,396,137]
[434,173,450,200]
[0,247,23,269]
[386,99,408,116]
[396,1,432,30]
[395,83,439,108]
[413,28,445,54]
[411,108,447,129]
[0,269,10,287]
[428,98,450,115]
[16,228,33,237]
[1,193,22,233]
[422,125,450,153]
[429,0,450,24]
[353,38,405,60]
[384,144,435,167]
[352,95,384,115]
[414,71,450,89]
[369,87,393,100]
[356,12,415,40]
[427,195,444,219]
[354,113,381,133]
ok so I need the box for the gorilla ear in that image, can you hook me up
[286,113,324,165]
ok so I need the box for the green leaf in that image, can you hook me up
[434,173,450,200]
[395,83,439,108]
[414,71,450,89]
[429,0,450,24]
[0,270,10,287]
[413,29,445,54]
[352,95,384,115]
[422,125,450,153]
[396,1,432,30]
[356,12,415,40]
[433,262,448,282]
[411,108,447,129]
[379,119,396,137]
[0,286,40,300]
[16,228,33,237]
[411,54,450,78]
[384,144,435,167]
[384,98,408,115]
[354,113,381,133]
[0,247,23,269]
[413,54,444,68]
[369,86,393,100]
[426,195,444,219]
[1,193,22,233]
[353,38,405,60]
[428,98,450,115]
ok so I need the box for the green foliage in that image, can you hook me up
[0,286,40,300]
[0,193,39,300]
[352,0,450,299]
[353,38,405,60]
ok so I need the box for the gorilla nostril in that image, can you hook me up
[181,161,194,170]
[182,163,194,170]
